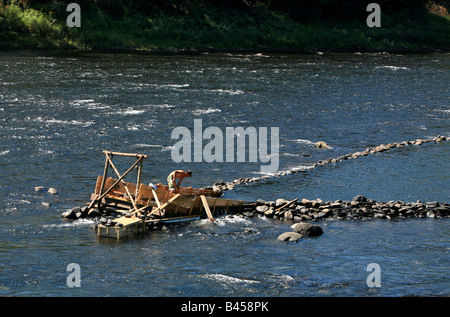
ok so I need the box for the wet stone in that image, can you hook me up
[48,188,58,195]
[277,232,303,242]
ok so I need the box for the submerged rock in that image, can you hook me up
[34,186,45,192]
[61,207,78,219]
[48,188,58,195]
[291,222,323,236]
[277,232,303,242]
[353,195,367,202]
[315,141,330,149]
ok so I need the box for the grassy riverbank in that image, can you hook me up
[1,1,449,52]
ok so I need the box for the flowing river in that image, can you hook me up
[0,50,448,296]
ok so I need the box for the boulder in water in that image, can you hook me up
[315,141,330,149]
[277,232,303,242]
[291,222,323,236]
[48,188,58,195]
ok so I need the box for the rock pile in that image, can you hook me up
[61,205,170,231]
[241,195,450,221]
[212,135,448,192]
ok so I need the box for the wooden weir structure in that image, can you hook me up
[88,151,248,239]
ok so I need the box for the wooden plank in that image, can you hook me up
[100,155,109,195]
[103,150,148,159]
[152,189,161,209]
[136,183,150,205]
[212,198,217,216]
[145,215,200,223]
[188,196,199,216]
[112,216,142,226]
[149,194,181,216]
[94,175,102,195]
[200,195,215,222]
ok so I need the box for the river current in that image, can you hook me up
[0,50,448,297]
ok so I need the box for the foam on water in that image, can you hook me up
[202,273,260,284]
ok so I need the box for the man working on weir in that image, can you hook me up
[167,170,192,193]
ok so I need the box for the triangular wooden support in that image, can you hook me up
[88,151,148,210]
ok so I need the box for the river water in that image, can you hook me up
[0,50,448,297]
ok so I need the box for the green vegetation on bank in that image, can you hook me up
[0,0,449,52]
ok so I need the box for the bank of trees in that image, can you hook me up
[0,0,448,50]
[1,0,434,21]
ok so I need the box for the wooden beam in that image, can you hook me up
[200,195,215,222]
[152,189,161,209]
[145,215,200,223]
[99,155,109,195]
[136,159,142,198]
[149,194,181,216]
[103,150,148,159]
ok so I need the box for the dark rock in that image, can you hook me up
[256,199,266,206]
[88,208,102,218]
[61,209,77,219]
[256,205,269,213]
[330,202,342,208]
[353,195,367,202]
[302,214,313,220]
[317,209,330,218]
[426,202,438,208]
[284,210,294,221]
[264,208,275,218]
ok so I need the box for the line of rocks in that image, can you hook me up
[61,205,172,231]
[241,195,450,222]
[240,195,450,242]
[212,135,448,192]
